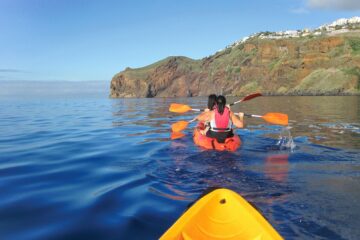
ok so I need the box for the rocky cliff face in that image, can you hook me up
[110,57,201,98]
[110,19,360,98]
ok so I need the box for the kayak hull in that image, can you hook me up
[160,188,283,240]
[193,123,241,151]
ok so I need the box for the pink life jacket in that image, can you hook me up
[213,107,231,132]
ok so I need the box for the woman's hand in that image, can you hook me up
[237,112,244,121]
[226,104,231,111]
[231,111,244,128]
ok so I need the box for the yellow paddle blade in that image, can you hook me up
[262,113,288,126]
[169,103,192,113]
[171,121,189,132]
[171,132,186,140]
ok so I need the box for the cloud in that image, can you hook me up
[291,7,310,14]
[307,0,360,10]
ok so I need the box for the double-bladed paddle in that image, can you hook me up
[171,112,288,133]
[169,93,262,113]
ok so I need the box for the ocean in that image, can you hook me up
[0,81,359,239]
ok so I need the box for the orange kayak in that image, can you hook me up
[160,188,283,240]
[193,123,241,151]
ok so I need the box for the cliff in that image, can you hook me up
[110,18,360,97]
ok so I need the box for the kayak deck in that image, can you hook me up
[193,123,241,151]
[160,188,283,240]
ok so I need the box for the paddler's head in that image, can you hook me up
[207,94,217,110]
[216,95,226,114]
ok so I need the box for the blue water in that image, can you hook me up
[0,93,359,240]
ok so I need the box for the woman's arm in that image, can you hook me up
[230,112,244,128]
[195,111,211,122]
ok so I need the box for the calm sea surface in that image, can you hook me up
[0,90,359,239]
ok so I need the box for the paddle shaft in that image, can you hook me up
[244,113,262,118]
[188,118,197,123]
[229,100,244,106]
[235,113,260,118]
[237,113,280,118]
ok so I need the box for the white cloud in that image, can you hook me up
[307,0,360,10]
[291,7,310,14]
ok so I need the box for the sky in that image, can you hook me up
[0,0,360,82]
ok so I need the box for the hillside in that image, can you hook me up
[110,17,360,98]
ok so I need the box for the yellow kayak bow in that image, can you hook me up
[160,188,283,240]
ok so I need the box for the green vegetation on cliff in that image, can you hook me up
[348,38,360,54]
[290,68,357,95]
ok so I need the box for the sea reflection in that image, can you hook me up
[265,154,289,183]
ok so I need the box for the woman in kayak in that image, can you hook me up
[195,95,244,143]
[200,94,217,135]
[205,94,217,112]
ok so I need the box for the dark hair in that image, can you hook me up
[207,94,217,110]
[216,95,226,115]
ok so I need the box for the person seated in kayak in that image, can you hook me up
[199,94,217,135]
[195,95,244,143]
[205,94,217,112]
